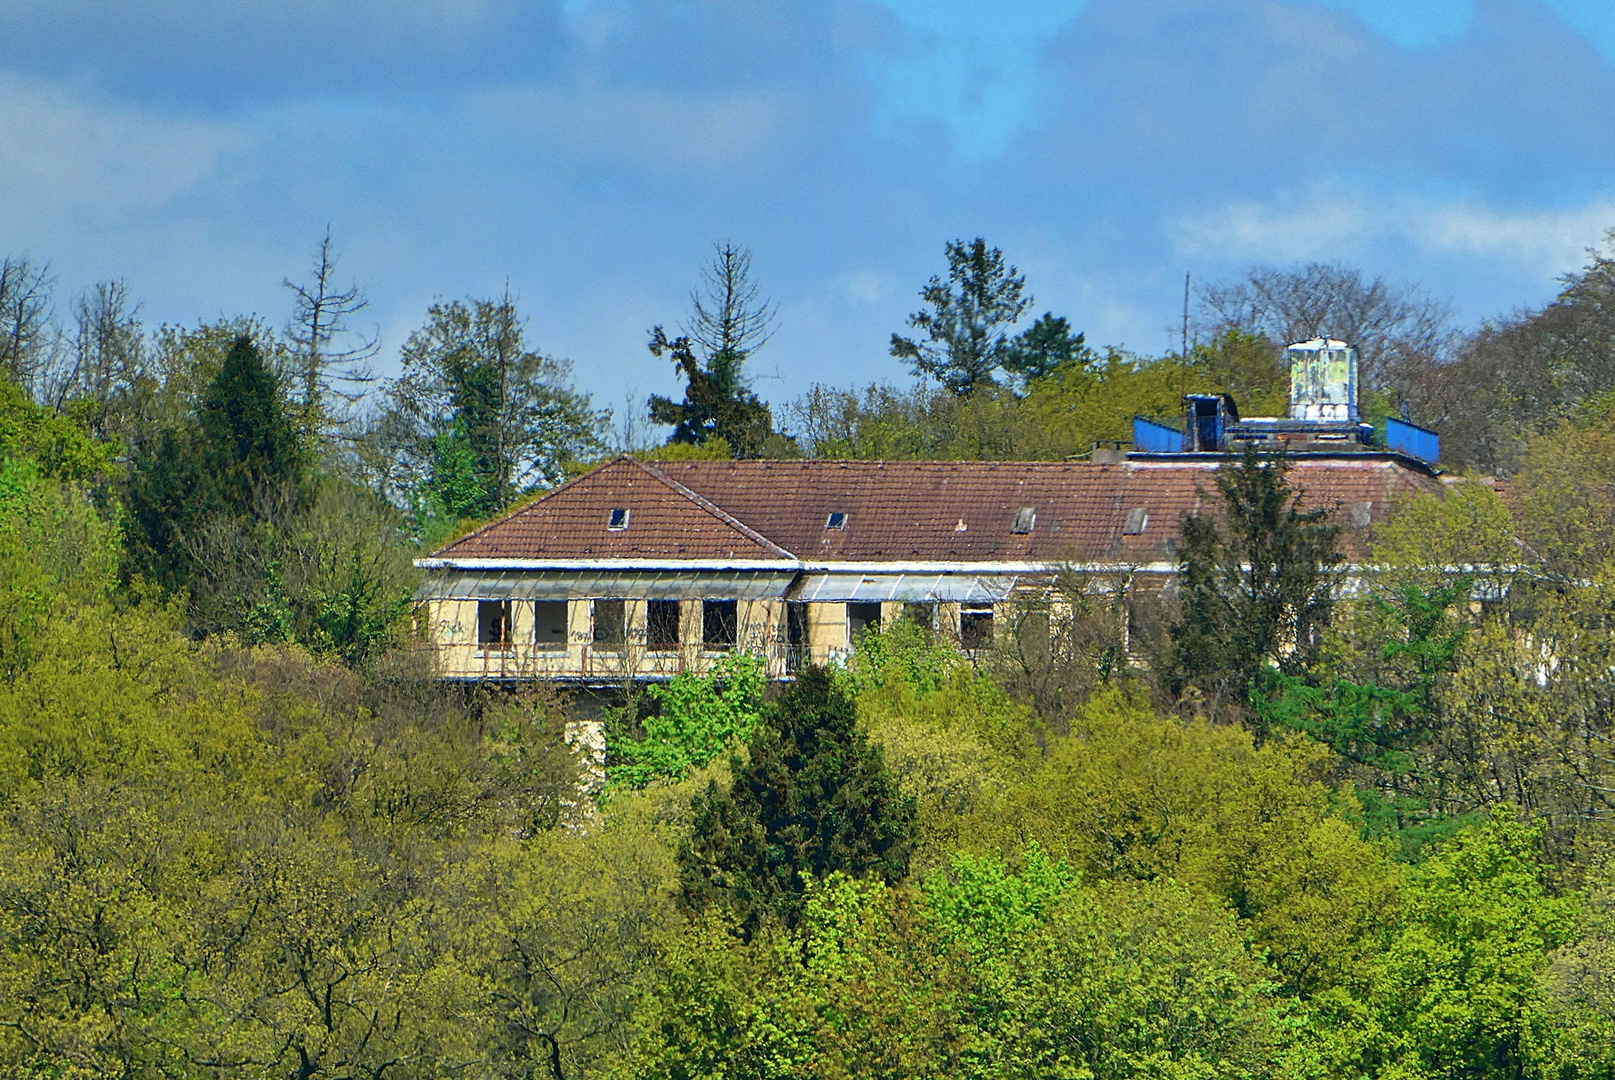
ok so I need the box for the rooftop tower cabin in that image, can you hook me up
[1131,337,1440,465]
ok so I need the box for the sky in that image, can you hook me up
[2,0,1615,429]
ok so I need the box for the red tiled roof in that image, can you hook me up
[437,457,792,561]
[432,454,1446,564]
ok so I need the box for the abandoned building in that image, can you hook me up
[414,339,1448,683]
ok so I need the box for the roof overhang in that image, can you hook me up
[789,572,1020,603]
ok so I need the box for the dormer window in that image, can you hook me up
[607,508,630,531]
[825,512,847,530]
[1010,507,1036,534]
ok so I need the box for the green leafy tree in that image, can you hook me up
[609,651,767,789]
[1166,445,1344,725]
[1254,576,1473,775]
[891,238,1031,397]
[387,293,606,520]
[679,666,916,932]
[1295,810,1583,1080]
[647,243,779,458]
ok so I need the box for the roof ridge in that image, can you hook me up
[629,457,797,559]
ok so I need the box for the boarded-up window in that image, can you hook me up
[703,599,738,650]
[592,599,626,648]
[534,600,568,649]
[478,600,512,649]
[961,602,994,650]
[647,600,682,650]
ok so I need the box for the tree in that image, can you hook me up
[678,666,916,933]
[647,243,779,458]
[283,228,378,443]
[1000,312,1091,389]
[387,293,607,520]
[124,335,307,597]
[891,238,1031,396]
[1199,262,1451,399]
[0,256,56,393]
[51,279,146,426]
[1166,445,1344,725]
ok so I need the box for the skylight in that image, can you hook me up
[1010,507,1036,534]
[1123,507,1149,535]
[825,512,847,530]
[607,508,630,531]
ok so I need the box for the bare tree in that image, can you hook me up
[46,280,146,423]
[284,228,378,442]
[1198,263,1452,397]
[683,242,776,362]
[0,256,58,393]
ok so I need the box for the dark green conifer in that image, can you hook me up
[678,666,916,932]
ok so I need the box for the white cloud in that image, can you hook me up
[1166,187,1375,260]
[1417,200,1615,273]
[1169,186,1615,278]
[0,74,245,230]
[836,270,891,303]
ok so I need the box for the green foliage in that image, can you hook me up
[609,651,767,789]
[634,854,1280,1080]
[1292,810,1584,1080]
[647,244,782,458]
[890,237,1032,397]
[1000,312,1091,389]
[1168,445,1344,724]
[0,376,117,484]
[388,294,607,520]
[1254,576,1473,775]
[647,327,777,457]
[679,666,917,932]
[973,687,1402,997]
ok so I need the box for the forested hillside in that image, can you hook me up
[7,235,1615,1077]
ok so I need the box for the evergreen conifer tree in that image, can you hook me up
[1167,445,1343,727]
[678,666,915,932]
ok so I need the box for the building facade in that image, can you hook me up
[415,452,1446,683]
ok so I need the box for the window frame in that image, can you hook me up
[477,599,514,652]
[702,598,738,652]
[533,600,569,650]
[960,602,995,650]
[646,599,682,652]
[591,598,627,650]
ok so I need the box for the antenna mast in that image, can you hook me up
[1181,271,1190,397]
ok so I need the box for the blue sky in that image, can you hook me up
[2,0,1615,425]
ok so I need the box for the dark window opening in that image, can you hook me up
[608,508,630,531]
[647,600,682,651]
[961,603,994,650]
[785,602,810,672]
[702,599,738,651]
[1011,506,1036,534]
[592,599,626,648]
[847,602,881,642]
[825,511,847,530]
[534,600,568,649]
[902,602,937,632]
[478,599,512,650]
[786,602,809,646]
